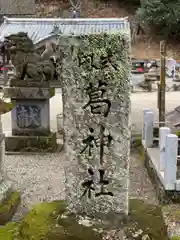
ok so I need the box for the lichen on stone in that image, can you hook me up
[57,31,131,225]
[0,199,169,240]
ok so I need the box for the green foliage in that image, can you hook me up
[175,131,180,137]
[136,0,180,39]
[125,0,140,7]
[0,200,102,240]
[170,237,180,240]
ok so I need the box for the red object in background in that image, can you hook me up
[0,67,8,70]
[137,68,143,72]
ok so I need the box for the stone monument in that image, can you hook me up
[0,0,35,16]
[4,32,57,152]
[59,33,131,226]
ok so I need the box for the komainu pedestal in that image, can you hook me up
[4,87,56,152]
[2,32,58,152]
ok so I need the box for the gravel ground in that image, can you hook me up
[129,152,157,204]
[2,152,66,221]
[2,151,157,222]
[2,147,180,237]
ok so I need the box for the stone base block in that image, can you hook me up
[9,79,50,88]
[5,133,57,153]
[3,86,55,99]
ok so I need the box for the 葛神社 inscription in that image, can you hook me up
[59,33,131,225]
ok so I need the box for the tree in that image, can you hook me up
[136,0,180,39]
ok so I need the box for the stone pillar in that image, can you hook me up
[164,134,178,190]
[60,33,131,226]
[4,87,57,152]
[144,111,153,148]
[159,127,171,171]
[142,108,151,146]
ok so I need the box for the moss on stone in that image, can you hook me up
[131,134,142,150]
[0,222,20,240]
[175,131,180,137]
[0,100,13,114]
[20,200,102,240]
[50,88,55,97]
[0,191,20,214]
[5,133,57,152]
[0,191,20,225]
[56,216,102,240]
[0,199,169,240]
[0,200,102,240]
[170,237,180,240]
[124,199,168,240]
[20,200,66,240]
[139,145,145,161]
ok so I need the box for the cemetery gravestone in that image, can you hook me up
[0,0,35,16]
[59,33,131,225]
[3,32,57,152]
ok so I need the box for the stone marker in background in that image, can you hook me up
[3,32,57,152]
[59,32,131,225]
[0,0,35,16]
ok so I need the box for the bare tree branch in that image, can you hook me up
[69,0,81,10]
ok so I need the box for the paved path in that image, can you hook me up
[131,73,173,86]
[131,91,180,133]
[1,89,180,134]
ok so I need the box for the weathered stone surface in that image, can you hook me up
[3,87,55,99]
[5,32,57,85]
[5,88,57,152]
[11,99,50,136]
[5,133,57,152]
[11,100,50,136]
[59,33,131,225]
[0,0,35,15]
[9,79,50,88]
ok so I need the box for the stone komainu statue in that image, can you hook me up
[4,32,58,82]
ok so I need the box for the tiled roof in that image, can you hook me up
[0,17,130,44]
